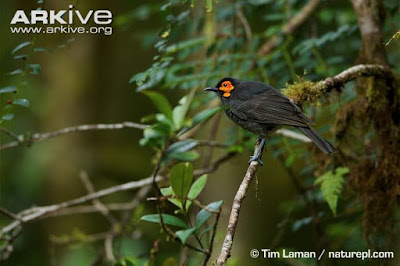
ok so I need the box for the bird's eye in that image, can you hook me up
[223,83,227,87]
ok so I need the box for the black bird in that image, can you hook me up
[205,77,336,165]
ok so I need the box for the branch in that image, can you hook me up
[0,127,20,142]
[194,151,238,177]
[79,171,117,225]
[258,0,321,55]
[0,122,149,151]
[276,129,311,143]
[0,176,163,237]
[284,64,395,105]
[236,4,252,43]
[215,140,264,265]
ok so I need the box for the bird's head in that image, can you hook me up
[204,77,240,98]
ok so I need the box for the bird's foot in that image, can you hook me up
[248,155,264,166]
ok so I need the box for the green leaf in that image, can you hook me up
[185,174,208,209]
[314,167,349,216]
[170,162,193,199]
[191,106,222,127]
[8,69,23,75]
[141,214,188,228]
[13,99,30,107]
[12,41,31,54]
[285,154,294,167]
[160,187,183,209]
[142,91,173,120]
[176,228,196,244]
[14,55,27,60]
[195,200,223,229]
[167,151,199,162]
[33,47,51,53]
[2,114,14,121]
[0,86,17,94]
[172,105,186,129]
[28,64,41,75]
[166,139,198,154]
[292,216,313,232]
[205,0,212,12]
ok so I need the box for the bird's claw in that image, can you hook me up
[249,155,264,166]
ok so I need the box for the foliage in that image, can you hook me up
[314,167,349,216]
[141,163,221,245]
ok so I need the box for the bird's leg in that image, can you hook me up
[249,137,266,166]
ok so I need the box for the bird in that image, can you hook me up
[204,77,337,165]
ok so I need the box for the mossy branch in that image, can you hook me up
[283,64,396,105]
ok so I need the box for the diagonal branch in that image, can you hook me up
[215,140,264,265]
[79,171,118,225]
[0,175,163,238]
[0,122,149,151]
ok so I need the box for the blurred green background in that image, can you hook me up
[1,0,399,265]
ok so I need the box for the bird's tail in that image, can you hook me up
[295,126,337,153]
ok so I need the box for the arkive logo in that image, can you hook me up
[11,5,112,25]
[10,5,113,36]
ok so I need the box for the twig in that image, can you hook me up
[202,112,221,168]
[79,171,117,225]
[201,210,221,266]
[197,140,229,148]
[215,140,264,265]
[104,233,116,262]
[0,127,20,142]
[41,199,147,217]
[198,129,311,148]
[258,0,321,55]
[50,232,109,245]
[236,4,252,43]
[194,151,238,177]
[0,207,20,220]
[0,122,149,151]
[0,176,163,237]
[276,129,311,143]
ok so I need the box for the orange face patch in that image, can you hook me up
[219,81,234,97]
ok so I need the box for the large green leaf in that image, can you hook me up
[142,91,173,120]
[141,214,188,228]
[175,228,196,244]
[185,174,208,209]
[191,106,222,127]
[314,167,349,216]
[170,162,193,199]
[195,200,223,229]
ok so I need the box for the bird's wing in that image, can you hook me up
[231,88,313,127]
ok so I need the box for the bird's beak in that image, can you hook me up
[204,87,218,92]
